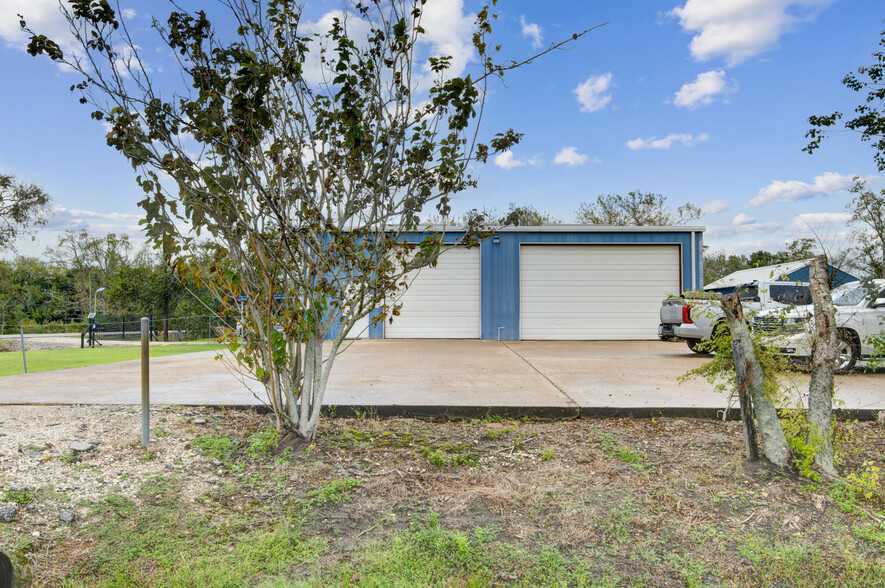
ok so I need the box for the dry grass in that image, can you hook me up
[1,408,884,586]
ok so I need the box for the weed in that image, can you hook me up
[138,450,158,462]
[3,489,34,505]
[191,435,238,460]
[342,427,367,442]
[352,407,378,420]
[541,448,555,461]
[151,427,169,437]
[247,426,279,458]
[852,524,885,544]
[592,432,650,470]
[320,512,593,587]
[88,493,136,518]
[451,453,480,467]
[304,478,362,508]
[426,449,448,467]
[482,427,508,440]
[844,461,883,502]
[469,415,506,425]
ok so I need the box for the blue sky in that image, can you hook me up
[0,0,881,260]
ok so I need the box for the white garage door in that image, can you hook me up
[385,247,481,338]
[342,315,370,339]
[520,244,680,340]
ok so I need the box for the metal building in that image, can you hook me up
[347,225,704,341]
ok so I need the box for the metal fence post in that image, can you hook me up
[20,327,27,374]
[141,316,150,448]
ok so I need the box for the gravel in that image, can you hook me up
[0,405,228,517]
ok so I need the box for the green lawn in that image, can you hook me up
[0,343,226,377]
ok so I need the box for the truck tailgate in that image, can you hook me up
[660,299,684,324]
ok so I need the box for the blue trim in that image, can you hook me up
[368,307,384,338]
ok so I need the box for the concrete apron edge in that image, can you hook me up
[4,402,882,421]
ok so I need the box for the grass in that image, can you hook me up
[0,342,225,376]
[4,410,884,586]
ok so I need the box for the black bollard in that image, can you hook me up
[0,550,12,588]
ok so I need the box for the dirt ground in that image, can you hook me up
[1,405,884,586]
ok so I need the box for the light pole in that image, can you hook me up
[89,287,107,348]
[93,287,107,316]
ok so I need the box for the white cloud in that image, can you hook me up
[574,73,613,113]
[670,0,833,66]
[674,70,736,108]
[705,220,781,238]
[750,171,856,206]
[701,199,729,214]
[494,151,526,170]
[45,206,144,236]
[493,151,544,169]
[302,3,475,90]
[733,212,755,225]
[553,147,590,166]
[790,212,852,231]
[520,15,542,49]
[51,206,141,222]
[417,0,475,84]
[2,0,74,54]
[722,238,790,254]
[121,8,137,20]
[626,133,709,151]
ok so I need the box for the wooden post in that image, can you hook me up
[141,317,150,448]
[721,293,791,467]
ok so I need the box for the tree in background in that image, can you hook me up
[104,247,188,337]
[45,230,133,314]
[846,179,885,279]
[498,203,558,226]
[24,1,597,439]
[0,257,75,333]
[575,191,700,226]
[805,30,885,171]
[0,173,52,250]
[703,238,817,285]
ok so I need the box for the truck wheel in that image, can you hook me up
[711,321,729,343]
[835,331,859,374]
[686,339,709,354]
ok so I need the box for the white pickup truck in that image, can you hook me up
[659,281,812,353]
[754,279,885,372]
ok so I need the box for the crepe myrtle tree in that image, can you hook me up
[24,0,598,439]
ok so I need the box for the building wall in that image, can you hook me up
[480,228,702,340]
[348,226,704,340]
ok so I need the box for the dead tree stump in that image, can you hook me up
[721,293,791,467]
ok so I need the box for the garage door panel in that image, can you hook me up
[520,244,680,340]
[385,247,481,338]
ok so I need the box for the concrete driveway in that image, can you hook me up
[0,340,882,416]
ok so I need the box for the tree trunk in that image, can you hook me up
[721,294,791,467]
[807,255,838,477]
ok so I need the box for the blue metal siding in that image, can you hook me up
[328,228,702,340]
[695,232,704,289]
[787,266,858,288]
